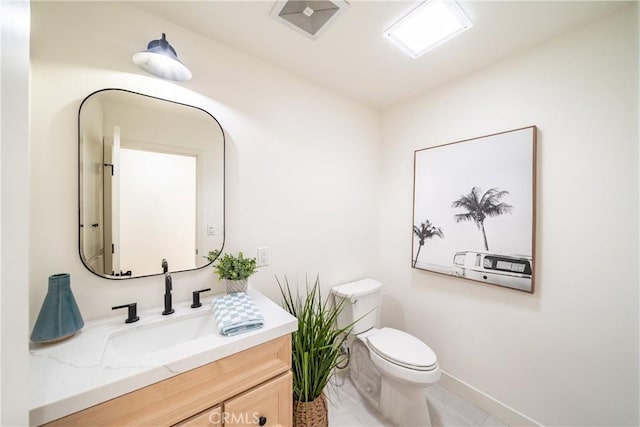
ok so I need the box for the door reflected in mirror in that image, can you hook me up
[79,89,224,279]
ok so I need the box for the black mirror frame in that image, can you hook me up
[77,88,225,280]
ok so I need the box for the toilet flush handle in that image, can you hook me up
[352,299,358,305]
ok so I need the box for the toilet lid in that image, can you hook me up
[367,327,437,371]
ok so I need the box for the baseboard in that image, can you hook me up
[439,370,543,427]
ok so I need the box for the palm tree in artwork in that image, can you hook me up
[451,187,512,251]
[413,220,444,268]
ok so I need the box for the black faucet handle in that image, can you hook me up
[165,272,172,291]
[191,288,212,308]
[161,258,168,274]
[112,303,140,323]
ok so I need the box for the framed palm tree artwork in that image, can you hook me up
[412,126,537,293]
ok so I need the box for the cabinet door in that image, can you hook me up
[224,372,292,427]
[175,406,222,427]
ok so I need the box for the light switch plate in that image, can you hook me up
[257,247,270,267]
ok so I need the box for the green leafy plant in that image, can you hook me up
[206,250,257,281]
[277,275,353,403]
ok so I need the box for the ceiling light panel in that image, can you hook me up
[384,0,472,59]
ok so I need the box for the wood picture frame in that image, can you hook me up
[412,126,537,293]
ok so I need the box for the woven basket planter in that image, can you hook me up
[293,393,328,427]
[224,278,248,294]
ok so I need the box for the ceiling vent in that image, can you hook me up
[270,0,349,40]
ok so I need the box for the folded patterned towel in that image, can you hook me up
[212,292,264,337]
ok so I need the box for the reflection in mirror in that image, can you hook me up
[79,89,224,279]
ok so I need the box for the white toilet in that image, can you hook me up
[331,279,441,427]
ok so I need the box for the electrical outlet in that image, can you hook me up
[207,225,215,236]
[257,247,270,267]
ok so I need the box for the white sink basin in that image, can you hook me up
[101,310,217,365]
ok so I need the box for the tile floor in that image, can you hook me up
[325,371,508,427]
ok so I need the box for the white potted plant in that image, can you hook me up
[207,250,258,294]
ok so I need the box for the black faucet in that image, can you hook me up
[162,272,174,315]
[162,259,174,315]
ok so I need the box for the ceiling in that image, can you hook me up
[130,1,630,109]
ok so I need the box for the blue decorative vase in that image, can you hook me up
[31,273,84,343]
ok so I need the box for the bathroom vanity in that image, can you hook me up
[29,289,297,426]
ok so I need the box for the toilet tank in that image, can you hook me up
[331,279,383,334]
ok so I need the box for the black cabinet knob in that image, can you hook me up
[258,416,267,426]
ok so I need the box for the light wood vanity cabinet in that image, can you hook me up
[176,406,222,427]
[177,372,292,427]
[223,371,291,427]
[45,335,292,427]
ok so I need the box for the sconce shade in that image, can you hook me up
[132,33,192,81]
[31,274,84,343]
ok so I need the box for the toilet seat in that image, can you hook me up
[367,327,437,371]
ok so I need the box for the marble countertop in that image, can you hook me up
[28,288,297,426]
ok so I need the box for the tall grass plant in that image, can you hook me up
[277,275,352,403]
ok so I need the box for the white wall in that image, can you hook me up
[379,6,638,426]
[29,1,380,324]
[1,0,30,425]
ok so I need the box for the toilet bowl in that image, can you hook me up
[331,279,440,427]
